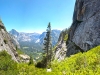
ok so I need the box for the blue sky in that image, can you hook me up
[0,0,75,33]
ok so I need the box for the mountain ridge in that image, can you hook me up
[9,29,61,59]
[9,29,61,45]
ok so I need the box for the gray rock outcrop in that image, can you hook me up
[54,30,68,61]
[67,0,100,56]
[19,54,30,63]
[0,22,19,62]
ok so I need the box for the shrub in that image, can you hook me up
[4,39,7,44]
[0,46,100,75]
[28,55,34,65]
[64,34,68,41]
[0,50,18,75]
[36,57,47,68]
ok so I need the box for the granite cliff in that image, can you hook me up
[55,0,100,60]
[67,0,100,56]
[54,29,68,61]
[0,21,19,62]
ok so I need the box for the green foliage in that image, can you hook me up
[16,46,24,55]
[36,58,46,68]
[64,34,68,41]
[50,45,100,74]
[42,22,52,68]
[58,28,68,42]
[4,39,7,44]
[28,55,34,65]
[16,48,24,55]
[0,50,18,75]
[18,45,100,75]
[0,46,100,75]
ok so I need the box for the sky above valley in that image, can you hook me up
[0,0,75,33]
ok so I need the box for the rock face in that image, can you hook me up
[10,34,20,49]
[19,54,30,63]
[67,0,100,56]
[55,30,68,61]
[0,22,19,62]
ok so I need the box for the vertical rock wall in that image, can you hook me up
[67,0,100,56]
[0,22,19,62]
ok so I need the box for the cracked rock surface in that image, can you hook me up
[67,0,100,56]
[0,22,19,62]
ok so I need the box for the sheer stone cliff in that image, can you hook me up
[66,0,100,56]
[55,0,100,60]
[0,21,19,62]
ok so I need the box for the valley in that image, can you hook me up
[9,29,61,60]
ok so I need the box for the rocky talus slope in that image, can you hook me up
[67,0,100,56]
[0,22,19,62]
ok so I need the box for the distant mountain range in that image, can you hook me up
[9,29,61,45]
[9,29,61,59]
[9,29,40,42]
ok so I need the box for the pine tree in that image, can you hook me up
[43,22,52,68]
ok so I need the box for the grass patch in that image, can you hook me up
[0,50,18,75]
